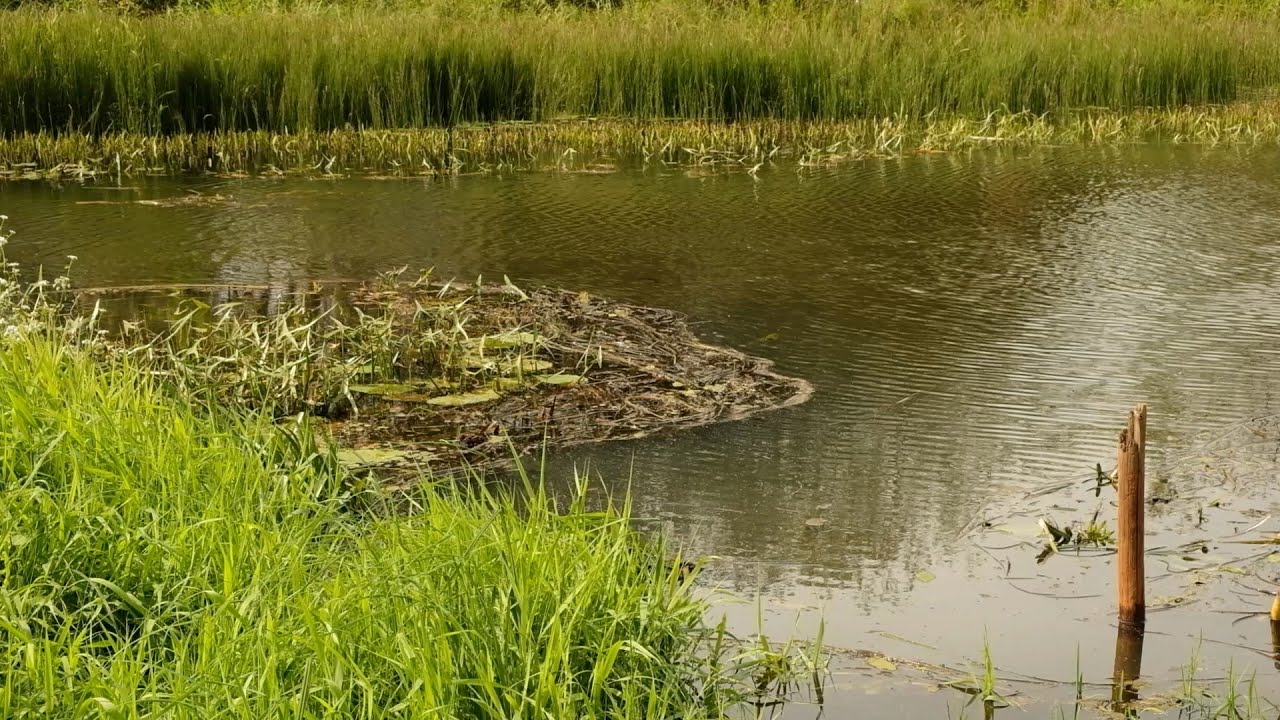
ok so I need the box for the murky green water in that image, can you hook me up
[6,144,1280,717]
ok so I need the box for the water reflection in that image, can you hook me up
[1111,621,1145,713]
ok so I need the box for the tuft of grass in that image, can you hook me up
[1174,645,1278,720]
[947,635,1011,713]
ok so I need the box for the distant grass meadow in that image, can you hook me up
[3,0,1280,139]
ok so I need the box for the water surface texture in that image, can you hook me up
[5,145,1280,717]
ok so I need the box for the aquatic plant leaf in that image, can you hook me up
[501,358,555,375]
[462,354,497,370]
[418,377,461,390]
[1035,544,1056,564]
[537,373,583,386]
[1218,565,1249,575]
[478,332,540,349]
[349,383,418,396]
[491,377,530,391]
[1268,553,1280,563]
[335,447,410,467]
[1039,518,1073,546]
[866,657,897,672]
[425,389,502,406]
[915,570,936,583]
[804,518,828,527]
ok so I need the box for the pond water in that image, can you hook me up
[5,144,1280,717]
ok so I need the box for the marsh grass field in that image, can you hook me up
[5,0,1280,176]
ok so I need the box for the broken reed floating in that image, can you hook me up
[3,2,1280,136]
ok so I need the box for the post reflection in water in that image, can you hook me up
[1270,592,1280,671]
[1111,620,1145,714]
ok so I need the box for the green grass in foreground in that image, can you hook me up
[0,231,812,716]
[3,1,1280,135]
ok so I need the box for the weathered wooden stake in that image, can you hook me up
[1117,404,1147,626]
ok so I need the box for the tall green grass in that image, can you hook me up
[0,233,797,717]
[3,1,1280,135]
[0,337,778,717]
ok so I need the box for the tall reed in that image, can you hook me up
[2,2,1279,135]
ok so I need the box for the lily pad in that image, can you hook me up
[477,331,540,349]
[424,389,502,406]
[462,355,498,370]
[349,383,418,396]
[335,447,411,467]
[866,657,897,672]
[537,373,583,386]
[418,377,461,390]
[490,377,529,391]
[501,358,555,375]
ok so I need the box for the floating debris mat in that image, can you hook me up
[76,277,813,483]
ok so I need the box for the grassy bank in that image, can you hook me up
[3,2,1280,137]
[0,233,815,716]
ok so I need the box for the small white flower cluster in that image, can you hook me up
[0,216,44,345]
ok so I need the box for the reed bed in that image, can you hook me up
[3,2,1280,137]
[0,221,822,718]
[5,105,1280,178]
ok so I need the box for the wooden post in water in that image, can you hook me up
[1117,404,1147,626]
